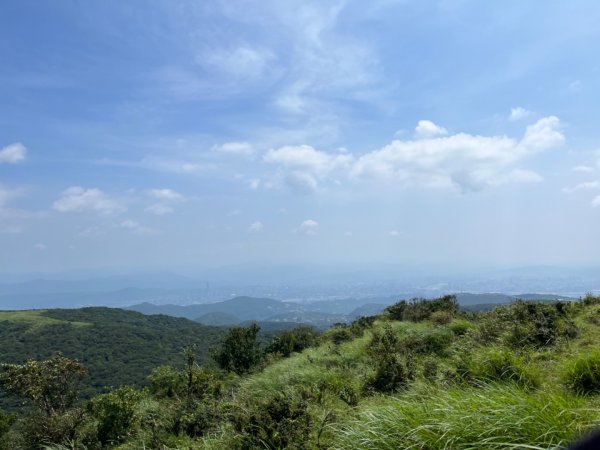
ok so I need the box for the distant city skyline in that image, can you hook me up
[1,1,600,273]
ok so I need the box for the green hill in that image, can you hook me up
[3,296,600,449]
[0,307,225,408]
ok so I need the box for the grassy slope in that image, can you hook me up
[194,302,600,450]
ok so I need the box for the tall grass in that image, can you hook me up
[333,383,600,450]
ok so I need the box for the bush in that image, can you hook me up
[328,326,353,345]
[228,388,313,449]
[266,326,319,357]
[449,319,474,336]
[212,324,263,375]
[562,352,600,395]
[88,386,145,446]
[365,354,415,393]
[385,295,458,322]
[431,310,452,325]
[582,293,600,306]
[470,348,539,388]
[401,329,453,355]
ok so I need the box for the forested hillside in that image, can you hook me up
[2,295,600,449]
[0,308,225,408]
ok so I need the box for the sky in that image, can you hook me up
[1,0,600,274]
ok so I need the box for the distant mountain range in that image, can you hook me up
[127,293,578,328]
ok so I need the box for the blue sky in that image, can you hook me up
[1,0,600,273]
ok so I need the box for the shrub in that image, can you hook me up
[470,348,539,388]
[385,295,458,322]
[266,326,319,357]
[88,386,145,446]
[401,329,453,356]
[212,324,263,375]
[365,354,415,393]
[385,301,407,321]
[582,293,600,306]
[449,319,474,336]
[431,310,452,325]
[329,326,353,345]
[562,352,600,395]
[228,388,313,449]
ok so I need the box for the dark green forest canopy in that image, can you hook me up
[0,308,226,409]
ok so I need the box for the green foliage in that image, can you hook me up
[582,292,600,306]
[266,326,319,357]
[448,318,475,336]
[327,326,353,345]
[0,308,225,410]
[0,409,15,438]
[0,354,86,416]
[213,323,262,374]
[385,295,458,322]
[401,328,453,355]
[88,386,144,446]
[366,325,415,393]
[470,348,540,388]
[478,300,578,348]
[335,384,599,450]
[228,387,313,450]
[562,352,600,395]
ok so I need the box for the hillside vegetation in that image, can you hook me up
[0,308,225,408]
[2,295,600,449]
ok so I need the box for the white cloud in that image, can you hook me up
[389,230,400,237]
[120,219,155,235]
[592,195,600,208]
[145,204,174,216]
[573,165,594,173]
[0,143,26,164]
[283,171,319,194]
[0,187,21,208]
[248,221,263,233]
[414,120,447,139]
[562,181,600,194]
[297,219,318,235]
[215,141,254,156]
[53,187,125,215]
[146,188,184,215]
[264,145,353,192]
[203,45,275,80]
[249,178,261,190]
[351,116,563,191]
[509,107,532,121]
[149,188,184,201]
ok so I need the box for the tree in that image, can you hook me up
[213,324,262,374]
[0,353,86,416]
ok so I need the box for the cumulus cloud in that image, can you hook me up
[149,188,184,201]
[297,219,318,235]
[509,107,532,121]
[120,219,155,235]
[351,116,563,192]
[573,165,595,173]
[215,141,254,156]
[562,181,600,194]
[261,117,563,194]
[0,143,27,164]
[145,204,174,216]
[53,187,125,215]
[146,188,184,215]
[414,120,447,139]
[248,221,263,232]
[264,145,353,192]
